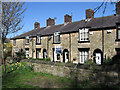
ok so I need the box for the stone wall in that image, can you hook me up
[11,39,25,56]
[89,30,102,60]
[71,33,79,61]
[23,59,120,86]
[104,29,116,58]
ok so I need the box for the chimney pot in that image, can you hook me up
[64,14,72,24]
[116,2,120,15]
[34,22,40,29]
[47,18,55,26]
[86,9,94,19]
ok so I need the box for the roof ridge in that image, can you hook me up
[93,15,115,19]
[11,14,118,39]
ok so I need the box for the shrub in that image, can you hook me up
[32,58,44,60]
[104,56,112,64]
[14,50,26,62]
[32,58,50,61]
[44,58,51,61]
[84,60,96,65]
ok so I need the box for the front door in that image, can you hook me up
[36,49,41,58]
[43,51,47,58]
[54,51,60,62]
[54,46,61,62]
[96,53,101,65]
[38,51,41,58]
[65,52,68,63]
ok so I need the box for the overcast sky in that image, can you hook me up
[8,2,116,38]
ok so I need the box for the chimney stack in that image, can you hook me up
[116,1,120,15]
[34,22,40,29]
[64,14,72,24]
[86,9,94,19]
[47,18,55,26]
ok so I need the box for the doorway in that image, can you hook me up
[93,49,103,65]
[63,49,69,63]
[36,48,41,59]
[43,49,47,59]
[96,53,101,64]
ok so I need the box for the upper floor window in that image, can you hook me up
[13,40,16,46]
[54,32,60,43]
[117,26,120,40]
[79,28,89,41]
[36,35,41,44]
[26,36,29,44]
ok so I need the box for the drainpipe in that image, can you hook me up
[47,37,49,58]
[101,14,105,63]
[69,33,71,62]
[32,38,33,58]
[102,29,104,62]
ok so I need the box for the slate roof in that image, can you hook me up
[11,15,120,40]
[11,27,45,39]
[86,15,120,29]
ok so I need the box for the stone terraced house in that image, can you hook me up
[10,2,120,65]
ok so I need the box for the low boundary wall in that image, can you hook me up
[22,59,120,86]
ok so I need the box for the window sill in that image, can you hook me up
[78,40,90,43]
[53,42,61,44]
[36,43,41,45]
[115,39,120,42]
[25,43,29,45]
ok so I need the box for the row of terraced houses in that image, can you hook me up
[10,2,120,65]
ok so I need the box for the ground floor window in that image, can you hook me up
[25,48,29,58]
[78,48,89,64]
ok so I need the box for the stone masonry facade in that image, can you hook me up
[10,2,120,65]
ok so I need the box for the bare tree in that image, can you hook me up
[94,0,119,15]
[1,2,26,73]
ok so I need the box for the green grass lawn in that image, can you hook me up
[2,70,78,88]
[2,62,77,88]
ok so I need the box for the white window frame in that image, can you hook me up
[25,49,29,58]
[36,35,41,44]
[118,30,120,39]
[79,28,89,41]
[79,50,89,64]
[54,32,60,43]
[26,36,29,44]
[118,26,120,39]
